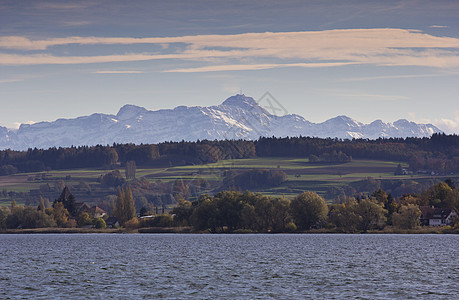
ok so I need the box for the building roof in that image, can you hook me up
[420,206,455,220]
[58,186,73,201]
[77,202,91,212]
[89,205,107,215]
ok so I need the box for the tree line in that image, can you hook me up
[0,179,457,232]
[0,185,135,230]
[170,179,457,233]
[0,133,458,174]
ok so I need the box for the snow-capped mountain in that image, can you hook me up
[0,94,441,150]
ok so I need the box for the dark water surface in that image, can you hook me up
[0,234,457,299]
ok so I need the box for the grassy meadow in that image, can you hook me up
[2,156,457,206]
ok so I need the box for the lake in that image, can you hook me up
[0,234,457,299]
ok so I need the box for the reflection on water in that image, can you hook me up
[0,234,458,299]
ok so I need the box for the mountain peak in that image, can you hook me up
[221,94,259,109]
[0,94,444,150]
[325,115,361,126]
[116,104,148,120]
[393,119,413,126]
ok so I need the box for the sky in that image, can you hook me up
[1,0,458,133]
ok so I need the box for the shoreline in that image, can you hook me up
[1,226,457,234]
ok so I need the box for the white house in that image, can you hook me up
[420,206,457,226]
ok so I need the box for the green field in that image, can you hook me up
[0,157,457,206]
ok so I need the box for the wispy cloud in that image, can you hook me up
[0,78,25,84]
[35,2,96,11]
[0,53,171,65]
[62,21,93,27]
[338,72,459,82]
[92,70,144,74]
[163,62,358,72]
[429,25,449,28]
[1,29,459,70]
[0,74,42,84]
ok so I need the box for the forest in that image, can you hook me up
[0,133,458,175]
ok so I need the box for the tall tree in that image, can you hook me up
[124,186,136,221]
[355,198,387,232]
[290,191,328,230]
[115,187,125,223]
[125,160,136,180]
[54,186,77,217]
[53,202,69,227]
[115,186,136,225]
[0,206,10,229]
[392,205,421,229]
[329,198,361,232]
[38,196,45,211]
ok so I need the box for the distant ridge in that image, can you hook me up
[0,94,441,150]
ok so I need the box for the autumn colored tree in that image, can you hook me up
[355,198,387,232]
[93,217,107,229]
[0,206,10,229]
[329,198,361,232]
[53,202,69,227]
[392,205,421,229]
[38,196,46,211]
[421,182,454,208]
[290,191,328,230]
[77,212,92,227]
[114,186,136,225]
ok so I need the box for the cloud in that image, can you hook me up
[9,121,36,130]
[435,119,459,134]
[163,62,358,72]
[92,70,144,74]
[0,74,42,84]
[429,25,449,28]
[408,111,459,134]
[434,110,459,134]
[1,28,459,70]
[0,78,24,84]
[62,21,93,27]
[0,53,174,65]
[338,72,458,82]
[35,2,95,11]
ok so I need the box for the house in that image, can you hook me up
[76,202,91,215]
[76,203,107,219]
[419,206,457,226]
[105,217,119,228]
[88,205,107,218]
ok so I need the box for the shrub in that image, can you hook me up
[124,217,140,229]
[93,217,107,229]
[65,218,77,228]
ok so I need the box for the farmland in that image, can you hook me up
[1,157,457,207]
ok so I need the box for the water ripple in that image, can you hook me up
[0,234,457,299]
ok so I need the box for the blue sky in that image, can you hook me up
[1,0,458,133]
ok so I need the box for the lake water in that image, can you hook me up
[0,234,457,299]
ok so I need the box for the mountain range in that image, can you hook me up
[0,94,441,150]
